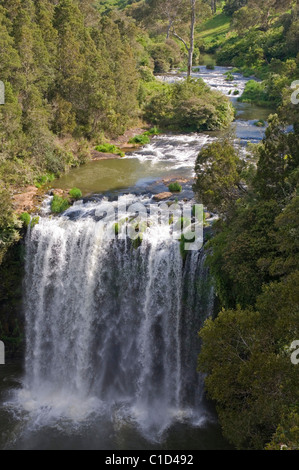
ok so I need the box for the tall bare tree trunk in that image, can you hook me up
[211,0,217,14]
[171,0,197,77]
[166,19,173,39]
[187,0,196,77]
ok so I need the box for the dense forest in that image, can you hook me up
[0,0,298,451]
[193,0,299,450]
[195,105,299,449]
[0,0,233,263]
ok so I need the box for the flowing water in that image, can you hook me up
[0,64,271,450]
[50,66,272,197]
[0,197,221,449]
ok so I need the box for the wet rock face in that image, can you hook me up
[0,240,25,357]
[50,188,70,199]
[12,186,38,214]
[162,177,193,185]
[91,150,121,160]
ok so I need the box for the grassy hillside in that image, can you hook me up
[197,11,231,50]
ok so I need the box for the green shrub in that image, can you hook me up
[139,66,155,82]
[179,233,195,260]
[241,68,255,78]
[233,90,240,95]
[238,80,270,106]
[69,187,82,199]
[19,212,31,227]
[143,127,161,136]
[51,195,70,214]
[95,144,125,157]
[254,119,266,127]
[168,182,182,192]
[30,216,39,228]
[113,223,119,236]
[19,212,39,228]
[0,185,22,264]
[144,78,234,132]
[224,72,234,81]
[131,235,142,249]
[150,40,182,73]
[128,134,151,145]
[206,64,215,70]
[34,173,55,188]
[179,235,187,260]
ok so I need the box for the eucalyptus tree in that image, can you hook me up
[233,0,294,32]
[147,0,210,76]
[171,0,196,77]
[146,0,186,39]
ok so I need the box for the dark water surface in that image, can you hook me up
[0,341,230,450]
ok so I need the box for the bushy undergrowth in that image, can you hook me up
[95,144,125,157]
[51,195,70,214]
[238,80,272,106]
[128,134,150,145]
[19,212,31,227]
[0,185,21,264]
[143,78,234,131]
[143,127,161,136]
[168,182,182,192]
[69,188,82,200]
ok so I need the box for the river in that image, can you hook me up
[0,65,272,450]
[49,64,272,198]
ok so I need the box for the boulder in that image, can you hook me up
[153,192,173,201]
[12,186,38,214]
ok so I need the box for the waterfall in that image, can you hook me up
[21,196,214,439]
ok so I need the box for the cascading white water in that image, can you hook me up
[0,65,271,449]
[126,134,214,170]
[20,196,214,439]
